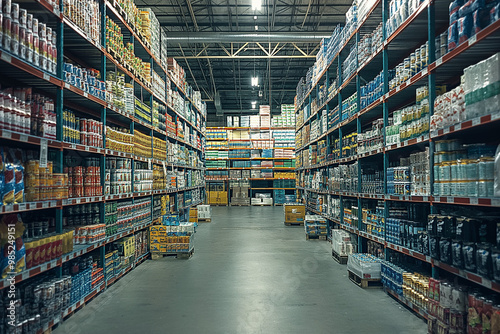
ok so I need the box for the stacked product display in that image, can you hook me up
[295,0,500,319]
[206,105,296,206]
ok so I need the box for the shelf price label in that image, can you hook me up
[1,52,12,63]
[43,73,51,81]
[436,57,443,67]
[40,139,48,168]
[422,68,428,76]
[470,197,478,205]
[19,134,28,142]
[468,35,477,46]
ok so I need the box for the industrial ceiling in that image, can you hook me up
[136,0,352,122]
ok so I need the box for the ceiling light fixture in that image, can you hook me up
[255,25,258,31]
[251,76,259,86]
[251,0,261,11]
[254,15,257,20]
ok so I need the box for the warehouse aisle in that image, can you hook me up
[55,207,427,334]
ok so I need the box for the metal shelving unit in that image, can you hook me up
[294,0,500,312]
[0,0,207,331]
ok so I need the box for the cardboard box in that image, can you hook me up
[284,204,305,223]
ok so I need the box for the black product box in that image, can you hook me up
[418,232,429,255]
[436,216,454,239]
[439,238,452,264]
[492,248,500,281]
[429,236,440,259]
[452,240,463,268]
[463,242,477,272]
[428,215,438,237]
[455,217,466,241]
[476,243,492,279]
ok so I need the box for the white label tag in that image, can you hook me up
[469,35,477,46]
[396,86,400,92]
[64,82,70,89]
[19,134,28,142]
[470,197,478,205]
[42,201,49,208]
[43,73,50,81]
[75,198,81,204]
[18,203,26,211]
[1,52,12,63]
[422,68,428,76]
[406,79,411,87]
[491,198,500,207]
[85,146,90,151]
[472,118,480,126]
[83,92,88,98]
[447,197,454,203]
[148,159,152,170]
[39,139,48,168]
[70,144,76,149]
[2,131,11,139]
[436,58,443,67]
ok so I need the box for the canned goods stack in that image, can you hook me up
[134,167,153,193]
[65,256,94,303]
[63,109,103,146]
[361,204,385,237]
[357,118,384,154]
[341,45,358,82]
[153,165,165,190]
[104,202,118,236]
[1,1,58,74]
[25,160,70,202]
[140,8,160,59]
[3,273,73,333]
[63,0,101,45]
[361,71,393,110]
[22,216,74,269]
[387,167,411,195]
[63,62,106,101]
[152,101,167,133]
[381,261,429,306]
[389,42,429,90]
[105,126,133,154]
[115,198,151,232]
[73,224,106,245]
[166,170,177,189]
[434,30,448,60]
[65,158,102,198]
[433,139,496,197]
[358,22,383,66]
[104,158,132,196]
[64,203,100,228]
[386,86,430,145]
[166,114,176,137]
[341,92,357,121]
[0,89,56,139]
[134,98,151,125]
[152,72,166,101]
[153,137,167,161]
[105,71,126,112]
[134,130,152,158]
[360,168,383,194]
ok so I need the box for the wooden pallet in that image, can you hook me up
[252,204,273,206]
[230,204,250,206]
[151,249,194,260]
[198,218,211,222]
[284,221,304,226]
[348,270,382,289]
[306,234,327,240]
[332,250,348,265]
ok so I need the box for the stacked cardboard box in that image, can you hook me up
[284,203,305,224]
[230,182,250,205]
[304,215,328,237]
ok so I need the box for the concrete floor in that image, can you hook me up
[55,206,427,334]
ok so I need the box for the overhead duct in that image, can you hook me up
[166,32,330,44]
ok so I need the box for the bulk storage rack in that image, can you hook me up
[0,0,206,331]
[206,126,296,206]
[294,0,500,309]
